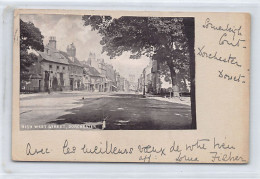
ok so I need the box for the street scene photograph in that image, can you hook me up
[19,14,196,130]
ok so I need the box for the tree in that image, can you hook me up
[82,15,196,129]
[82,16,193,96]
[20,19,44,82]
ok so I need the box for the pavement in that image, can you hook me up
[20,91,193,130]
[147,96,191,106]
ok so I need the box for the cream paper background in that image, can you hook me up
[12,9,250,163]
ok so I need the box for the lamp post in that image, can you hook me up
[143,69,146,97]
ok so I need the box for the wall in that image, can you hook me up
[40,60,70,91]
[68,65,84,90]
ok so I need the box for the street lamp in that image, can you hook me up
[143,69,146,97]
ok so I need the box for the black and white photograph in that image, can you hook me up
[11,9,251,165]
[19,14,196,130]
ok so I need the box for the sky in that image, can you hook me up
[20,14,150,81]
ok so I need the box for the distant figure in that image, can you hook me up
[179,93,184,101]
[82,97,85,100]
[102,119,106,130]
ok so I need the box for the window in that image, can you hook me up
[49,65,52,68]
[57,66,59,70]
[63,67,65,70]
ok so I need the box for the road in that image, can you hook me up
[20,92,193,130]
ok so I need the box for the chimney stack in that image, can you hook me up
[67,43,76,58]
[49,36,56,49]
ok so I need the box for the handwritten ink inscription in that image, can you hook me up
[22,16,248,163]
[198,17,248,84]
[219,33,246,48]
[63,140,76,155]
[81,141,133,155]
[24,138,246,163]
[197,46,242,68]
[218,70,246,83]
[202,18,246,48]
[26,143,50,155]
[210,152,246,162]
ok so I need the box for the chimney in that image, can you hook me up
[67,43,76,58]
[49,36,56,49]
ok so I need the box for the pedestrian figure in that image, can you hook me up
[102,119,106,130]
[179,93,184,101]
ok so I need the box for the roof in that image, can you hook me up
[37,45,84,68]
[82,64,102,77]
[37,46,69,65]
[59,51,83,67]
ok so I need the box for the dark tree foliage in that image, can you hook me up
[20,19,44,81]
[82,15,196,129]
[82,15,193,96]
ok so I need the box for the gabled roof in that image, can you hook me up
[82,63,102,77]
[37,46,69,65]
[59,51,83,67]
[89,66,102,77]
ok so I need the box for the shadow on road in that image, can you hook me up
[110,93,144,98]
[47,93,193,130]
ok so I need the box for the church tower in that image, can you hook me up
[87,52,96,66]
[66,43,76,62]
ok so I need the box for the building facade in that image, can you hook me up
[137,59,161,94]
[104,63,117,92]
[128,74,137,92]
[21,38,129,94]
[60,43,84,91]
[151,60,161,94]
[22,37,70,92]
[20,37,86,93]
[81,62,104,92]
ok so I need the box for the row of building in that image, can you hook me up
[137,60,161,95]
[137,59,191,95]
[20,36,131,93]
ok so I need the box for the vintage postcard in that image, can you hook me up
[12,9,250,163]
